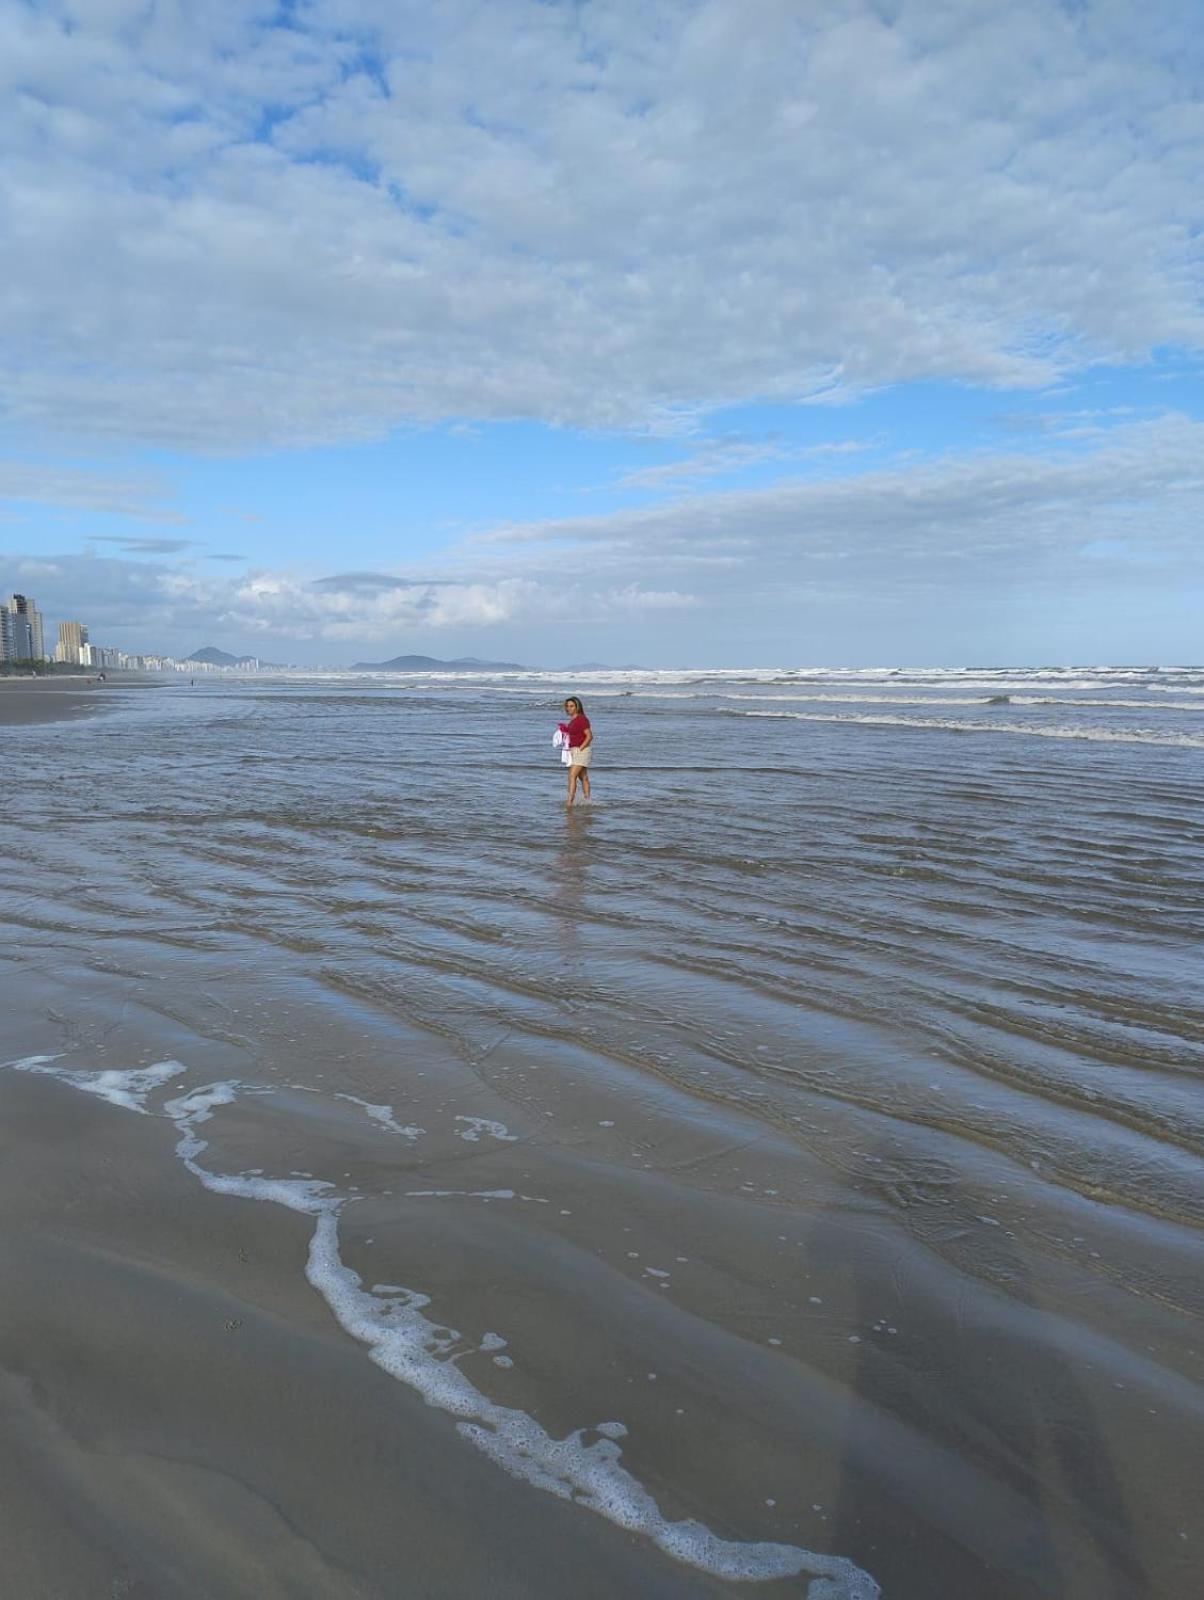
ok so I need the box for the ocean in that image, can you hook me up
[2,665,1201,1599]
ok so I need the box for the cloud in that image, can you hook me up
[90,535,197,553]
[616,437,871,490]
[2,0,1201,450]
[9,412,1201,659]
[474,412,1204,595]
[0,460,184,520]
[308,571,432,592]
[219,569,692,636]
[3,542,697,656]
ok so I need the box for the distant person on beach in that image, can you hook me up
[558,696,593,807]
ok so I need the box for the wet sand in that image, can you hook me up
[0,679,108,726]
[1,1069,726,1600]
[1,671,1201,1599]
[0,675,162,726]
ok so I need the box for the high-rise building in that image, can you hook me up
[55,620,89,665]
[6,603,32,660]
[6,594,45,661]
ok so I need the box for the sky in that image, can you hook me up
[2,0,1203,668]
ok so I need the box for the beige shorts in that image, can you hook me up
[568,744,593,767]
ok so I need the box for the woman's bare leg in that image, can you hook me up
[580,769,590,800]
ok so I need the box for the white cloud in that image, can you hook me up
[217,568,696,636]
[478,413,1204,577]
[615,437,871,490]
[10,412,1202,660]
[5,544,694,655]
[0,460,183,520]
[91,535,195,552]
[1,0,1201,449]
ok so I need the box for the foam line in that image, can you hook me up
[335,1092,424,1140]
[2,1056,880,1599]
[736,709,1204,747]
[721,691,1204,711]
[454,1115,518,1143]
[7,1054,187,1113]
[403,1188,550,1204]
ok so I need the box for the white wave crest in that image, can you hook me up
[736,711,1204,748]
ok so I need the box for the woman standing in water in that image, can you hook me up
[559,696,593,807]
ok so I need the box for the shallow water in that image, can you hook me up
[4,666,1202,1598]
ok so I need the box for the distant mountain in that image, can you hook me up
[563,662,644,672]
[187,646,245,665]
[186,645,282,667]
[350,653,526,672]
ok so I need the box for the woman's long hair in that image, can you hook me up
[564,696,585,715]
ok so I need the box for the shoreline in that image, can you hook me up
[0,675,164,727]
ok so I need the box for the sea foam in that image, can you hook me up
[8,1054,187,1112]
[2,1054,880,1599]
[454,1115,518,1143]
[736,709,1204,747]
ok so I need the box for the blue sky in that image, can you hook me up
[3,0,1203,666]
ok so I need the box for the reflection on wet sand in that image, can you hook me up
[1,668,1200,1598]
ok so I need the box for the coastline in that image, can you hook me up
[0,675,163,727]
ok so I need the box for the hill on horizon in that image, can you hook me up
[561,661,644,671]
[349,653,526,672]
[186,645,283,667]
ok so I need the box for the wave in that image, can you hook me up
[733,710,1204,747]
[718,693,1204,712]
[287,666,1204,692]
[411,684,1204,715]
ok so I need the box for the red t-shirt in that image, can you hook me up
[562,713,590,748]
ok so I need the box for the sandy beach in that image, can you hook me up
[1,1066,723,1600]
[0,678,110,727]
[0,675,163,727]
[1,668,1200,1599]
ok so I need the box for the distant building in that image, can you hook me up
[55,620,90,666]
[4,594,45,661]
[75,642,121,671]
